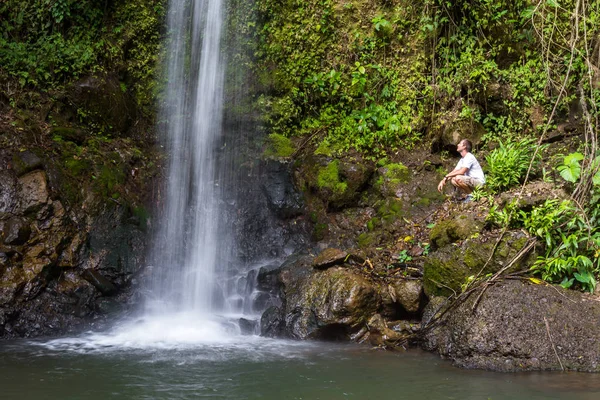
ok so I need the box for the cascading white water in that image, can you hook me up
[149,0,228,316]
[42,0,276,348]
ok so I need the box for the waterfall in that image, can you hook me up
[148,0,229,316]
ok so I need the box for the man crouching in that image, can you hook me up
[437,139,485,201]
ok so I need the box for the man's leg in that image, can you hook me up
[450,175,474,194]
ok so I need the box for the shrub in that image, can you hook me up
[485,138,542,193]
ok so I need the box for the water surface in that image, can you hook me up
[1,333,597,400]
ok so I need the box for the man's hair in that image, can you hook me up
[461,139,472,152]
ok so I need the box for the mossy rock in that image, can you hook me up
[302,155,374,210]
[374,162,411,197]
[66,74,136,136]
[317,160,348,198]
[51,127,86,145]
[357,231,377,249]
[429,215,484,249]
[377,198,404,225]
[11,150,43,177]
[263,133,294,158]
[423,231,538,297]
[279,263,382,340]
[432,115,485,153]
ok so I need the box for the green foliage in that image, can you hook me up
[487,149,600,292]
[396,249,413,263]
[372,15,393,38]
[556,152,600,186]
[485,138,542,192]
[0,0,105,86]
[0,0,165,111]
[255,0,427,155]
[557,152,584,182]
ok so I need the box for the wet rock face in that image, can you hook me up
[0,161,149,338]
[422,280,600,372]
[17,170,49,214]
[261,160,304,219]
[1,217,31,245]
[0,170,19,213]
[227,156,311,262]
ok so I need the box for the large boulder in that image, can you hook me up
[392,279,424,314]
[423,231,538,297]
[261,254,382,340]
[373,163,411,198]
[422,280,600,372]
[11,150,43,177]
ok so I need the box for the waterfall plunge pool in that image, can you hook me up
[0,326,597,400]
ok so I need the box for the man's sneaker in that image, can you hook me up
[463,194,473,203]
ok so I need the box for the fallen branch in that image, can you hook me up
[544,316,565,371]
[470,238,537,312]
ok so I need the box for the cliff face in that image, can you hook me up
[0,90,157,338]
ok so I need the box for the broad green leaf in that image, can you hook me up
[573,271,593,283]
[560,277,574,289]
[558,152,583,182]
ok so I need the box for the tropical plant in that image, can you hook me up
[526,153,600,292]
[485,138,543,193]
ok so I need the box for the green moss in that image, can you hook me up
[367,217,380,231]
[416,197,430,207]
[383,163,410,184]
[313,222,328,241]
[375,162,411,197]
[95,165,126,197]
[51,127,86,144]
[64,158,92,176]
[377,198,404,223]
[314,140,344,156]
[264,133,295,158]
[317,160,347,195]
[131,205,150,230]
[357,232,374,249]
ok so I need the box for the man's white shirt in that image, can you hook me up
[455,152,485,183]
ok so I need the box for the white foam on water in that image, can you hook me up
[33,313,325,364]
